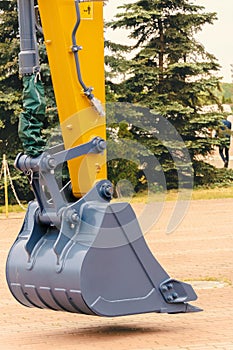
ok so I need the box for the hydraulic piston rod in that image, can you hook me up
[17,0,40,75]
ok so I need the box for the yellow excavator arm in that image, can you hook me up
[37,0,106,197]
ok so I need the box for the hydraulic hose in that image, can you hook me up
[72,0,93,98]
[71,0,105,116]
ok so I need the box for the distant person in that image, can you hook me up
[216,119,232,168]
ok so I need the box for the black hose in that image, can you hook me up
[72,0,93,98]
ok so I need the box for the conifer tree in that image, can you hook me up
[0,0,56,157]
[0,0,56,203]
[106,0,224,187]
[0,0,21,155]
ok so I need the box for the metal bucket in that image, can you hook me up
[6,200,201,316]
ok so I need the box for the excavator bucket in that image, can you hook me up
[6,189,200,316]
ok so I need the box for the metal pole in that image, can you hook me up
[3,154,9,219]
[17,0,40,75]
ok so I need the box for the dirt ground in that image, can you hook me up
[0,198,233,350]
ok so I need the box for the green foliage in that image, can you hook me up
[194,161,233,188]
[0,0,21,155]
[220,83,233,104]
[106,0,225,190]
[0,0,57,204]
[0,157,34,205]
[0,0,232,205]
[107,120,139,195]
[212,82,233,105]
[0,0,29,203]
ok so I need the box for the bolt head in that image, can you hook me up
[48,157,56,169]
[71,213,79,223]
[167,295,173,302]
[100,183,113,199]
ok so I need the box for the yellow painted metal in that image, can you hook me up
[37,0,106,197]
[3,154,9,218]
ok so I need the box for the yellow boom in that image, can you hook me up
[37,0,106,197]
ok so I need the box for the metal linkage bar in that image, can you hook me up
[52,137,106,166]
[14,137,107,218]
[15,137,106,174]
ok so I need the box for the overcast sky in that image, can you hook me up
[104,0,233,83]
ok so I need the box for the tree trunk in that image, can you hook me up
[158,18,164,90]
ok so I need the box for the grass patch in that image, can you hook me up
[1,185,233,213]
[112,185,233,203]
[0,204,27,214]
[191,186,233,200]
[183,276,232,286]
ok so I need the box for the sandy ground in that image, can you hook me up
[0,198,233,350]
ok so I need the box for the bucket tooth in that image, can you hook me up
[185,304,203,313]
[167,303,203,314]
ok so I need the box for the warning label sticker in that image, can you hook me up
[80,2,93,20]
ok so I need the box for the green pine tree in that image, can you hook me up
[0,0,57,154]
[0,0,57,203]
[0,0,21,155]
[106,0,225,188]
